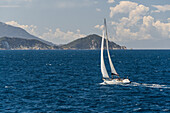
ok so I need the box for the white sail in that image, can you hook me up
[104,19,118,75]
[101,31,110,79]
[106,35,118,75]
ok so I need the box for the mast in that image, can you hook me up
[101,30,110,79]
[104,19,118,77]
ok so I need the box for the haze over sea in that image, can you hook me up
[0,50,169,112]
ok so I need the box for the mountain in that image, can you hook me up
[61,34,126,50]
[0,37,57,50]
[0,22,126,50]
[0,35,126,50]
[0,22,53,45]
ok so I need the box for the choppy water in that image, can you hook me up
[0,50,170,112]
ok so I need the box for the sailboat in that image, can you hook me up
[100,19,130,84]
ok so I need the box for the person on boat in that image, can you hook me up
[111,75,114,79]
[116,77,120,81]
[102,77,105,81]
[111,73,119,79]
[113,73,120,77]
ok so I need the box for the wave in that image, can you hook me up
[130,82,170,89]
[4,86,16,89]
[99,82,170,89]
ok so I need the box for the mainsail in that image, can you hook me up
[104,19,118,75]
[101,31,110,79]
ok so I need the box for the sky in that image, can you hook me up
[0,0,170,49]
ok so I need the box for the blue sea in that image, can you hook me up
[0,50,169,112]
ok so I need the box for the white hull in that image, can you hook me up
[101,78,131,85]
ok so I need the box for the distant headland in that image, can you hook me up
[0,22,126,50]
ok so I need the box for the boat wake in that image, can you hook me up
[125,82,170,89]
[99,82,170,89]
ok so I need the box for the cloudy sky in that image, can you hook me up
[0,0,170,49]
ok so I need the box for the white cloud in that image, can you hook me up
[140,16,170,39]
[168,18,170,22]
[96,8,101,12]
[94,25,104,30]
[110,14,170,42]
[5,21,85,44]
[108,1,160,42]
[94,25,100,28]
[115,25,138,41]
[5,21,38,36]
[77,29,80,33]
[143,16,154,27]
[152,5,170,12]
[111,21,117,25]
[110,1,149,27]
[41,28,86,44]
[128,5,149,26]
[153,20,170,38]
[110,1,138,17]
[108,0,115,4]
